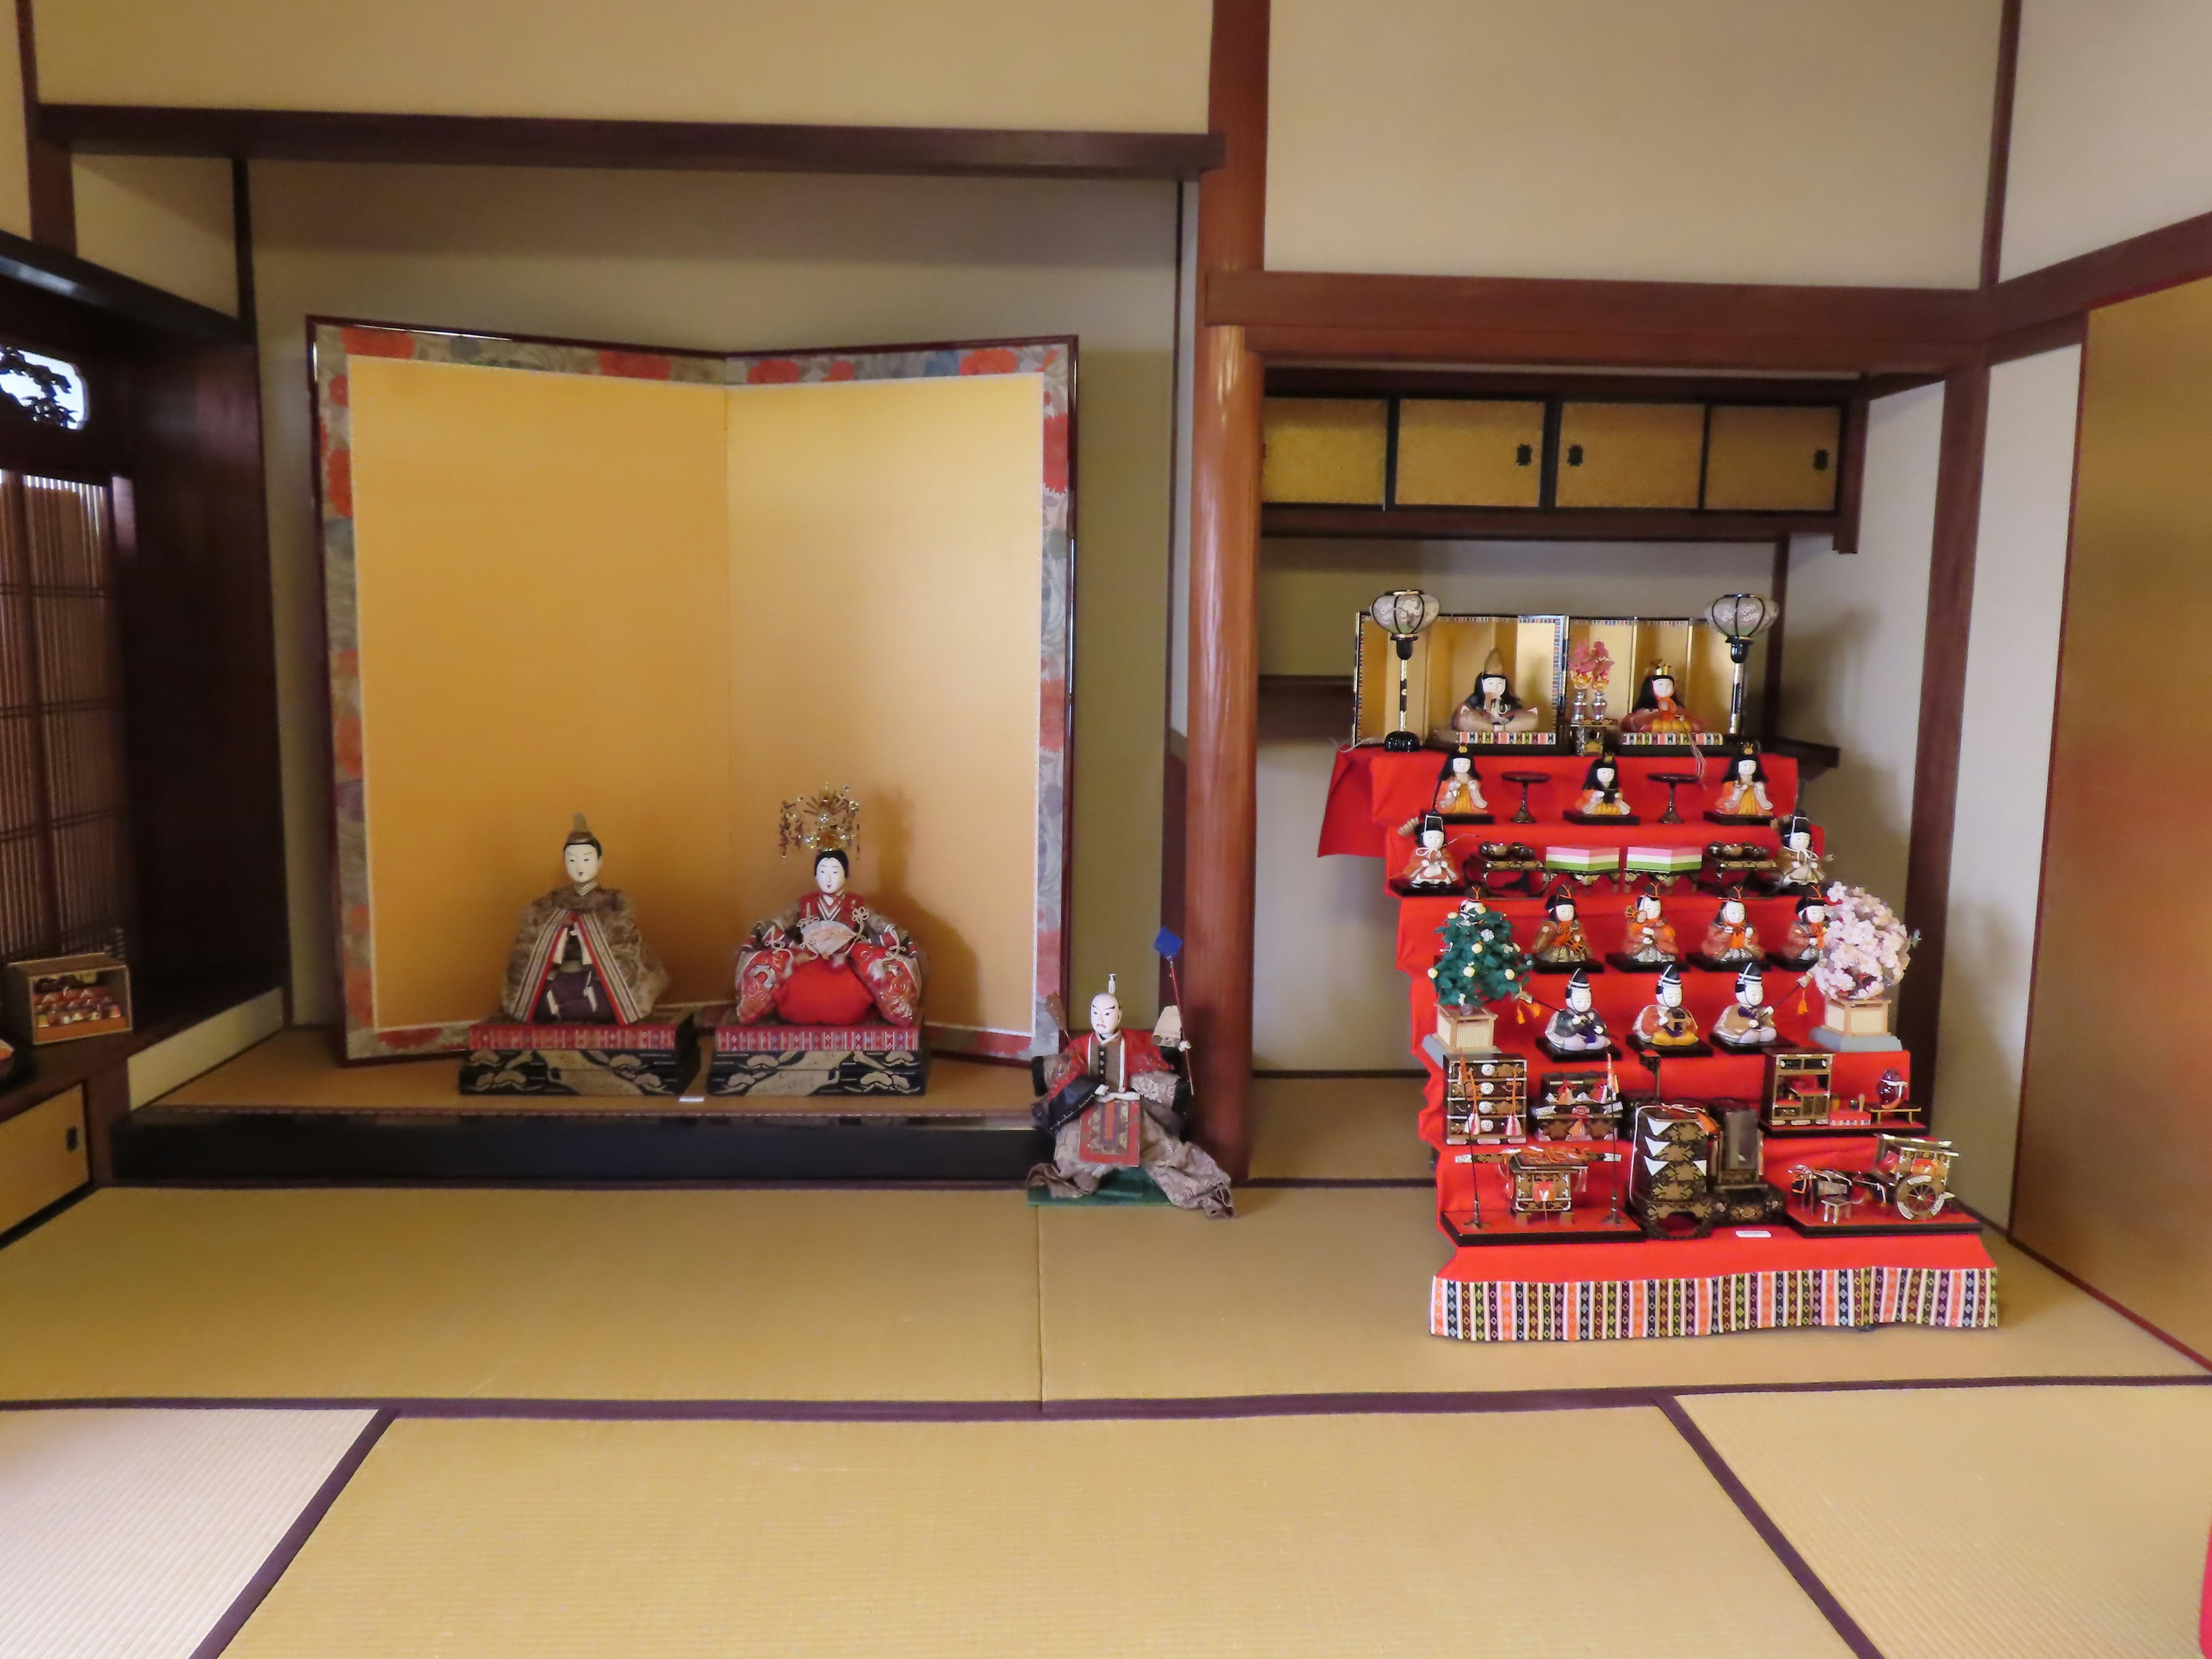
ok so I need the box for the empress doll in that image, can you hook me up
[1619,662,1711,740]
[734,790,924,1026]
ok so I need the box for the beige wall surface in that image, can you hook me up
[1933,346,2079,1221]
[1253,538,1777,1070]
[2017,276,2212,1353]
[1267,0,2001,284]
[70,155,238,315]
[33,0,1212,132]
[0,35,25,241]
[252,161,1177,1030]
[1782,386,1941,906]
[2003,0,2212,280]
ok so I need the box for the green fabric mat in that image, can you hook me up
[1025,1169,1168,1206]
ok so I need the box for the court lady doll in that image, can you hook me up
[1541,967,1612,1059]
[1709,741,1773,821]
[1630,962,1704,1053]
[1712,961,1780,1051]
[500,815,669,1025]
[1569,752,1636,822]
[1451,649,1539,738]
[1774,893,1828,969]
[1699,890,1763,968]
[1531,886,1594,971]
[1433,751,1490,819]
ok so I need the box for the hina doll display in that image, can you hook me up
[1396,815,1463,892]
[1773,893,1828,969]
[499,815,669,1024]
[1767,815,1825,895]
[1619,661,1712,741]
[1707,742,1774,822]
[1567,752,1637,823]
[1540,967,1613,1060]
[1450,649,1539,738]
[1630,962,1705,1054]
[733,787,924,1027]
[1611,888,1680,971]
[1711,961,1780,1051]
[1028,975,1233,1217]
[1530,887,1595,972]
[1696,891,1763,969]
[1433,751,1491,819]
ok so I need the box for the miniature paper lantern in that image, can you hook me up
[1706,592,1779,736]
[1370,588,1441,752]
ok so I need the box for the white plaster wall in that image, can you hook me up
[1784,385,1942,905]
[1268,0,1999,285]
[1934,347,2080,1220]
[2003,0,2212,279]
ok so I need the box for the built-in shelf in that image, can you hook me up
[1263,506,1838,543]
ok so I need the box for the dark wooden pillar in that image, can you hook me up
[1185,0,1268,1177]
[1897,359,1990,1067]
[13,0,73,251]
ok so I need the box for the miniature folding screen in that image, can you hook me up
[1353,614,1565,743]
[316,322,1071,1060]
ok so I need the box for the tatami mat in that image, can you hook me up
[1247,1075,1431,1181]
[1037,1187,2202,1399]
[0,1188,1041,1402]
[154,1028,1032,1117]
[0,1406,373,1658]
[222,1410,1851,1658]
[1685,1384,2212,1659]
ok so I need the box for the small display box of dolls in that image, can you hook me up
[6,952,131,1044]
[704,787,930,1097]
[1350,612,1565,751]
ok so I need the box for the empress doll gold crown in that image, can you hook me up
[1645,659,1677,679]
[778,786,861,859]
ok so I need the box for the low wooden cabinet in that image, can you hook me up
[0,1085,87,1234]
[1554,402,1706,509]
[1703,404,1843,512]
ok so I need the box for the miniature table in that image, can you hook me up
[1651,771,1700,824]
[1501,771,1550,825]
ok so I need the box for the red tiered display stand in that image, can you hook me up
[1324,745,1998,1342]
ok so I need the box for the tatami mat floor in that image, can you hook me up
[1,1081,2204,1656]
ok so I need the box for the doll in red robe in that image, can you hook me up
[1028,976,1233,1216]
[734,789,924,1026]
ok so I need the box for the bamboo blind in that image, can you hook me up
[0,473,128,963]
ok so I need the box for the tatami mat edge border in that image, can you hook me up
[1657,1395,1886,1659]
[183,1410,394,1659]
[5,1374,2208,1423]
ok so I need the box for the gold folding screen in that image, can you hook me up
[319,323,1071,1062]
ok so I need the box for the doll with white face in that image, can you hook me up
[1777,893,1828,967]
[1531,887,1594,970]
[1769,815,1825,893]
[499,814,669,1025]
[1571,753,1634,819]
[1433,752,1489,817]
[1541,967,1611,1056]
[1711,743,1774,820]
[1619,888,1680,967]
[1402,815,1461,889]
[1713,961,1779,1050]
[1699,891,1762,968]
[733,791,925,1027]
[1631,963,1703,1051]
[1452,648,1538,736]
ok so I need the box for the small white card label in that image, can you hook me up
[1732,1229,1772,1239]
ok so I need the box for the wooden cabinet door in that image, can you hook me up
[1703,404,1843,512]
[1261,397,1389,505]
[1392,399,1544,507]
[1555,403,1705,508]
[0,1085,86,1234]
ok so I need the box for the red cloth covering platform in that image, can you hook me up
[1432,1230,1996,1341]
[1324,747,1998,1341]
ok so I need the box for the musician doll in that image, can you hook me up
[1696,891,1763,970]
[1531,886,1596,972]
[1772,893,1828,969]
[1611,887,1680,971]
